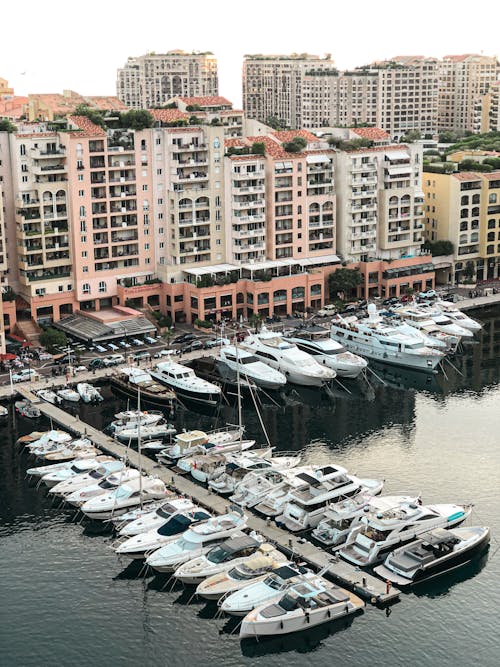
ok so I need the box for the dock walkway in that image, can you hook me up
[16,386,399,605]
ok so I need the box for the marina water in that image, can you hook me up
[1,308,499,666]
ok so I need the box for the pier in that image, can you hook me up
[16,385,400,606]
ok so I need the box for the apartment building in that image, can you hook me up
[243,54,338,129]
[475,80,500,133]
[26,90,126,122]
[423,170,500,282]
[2,116,155,325]
[117,51,219,109]
[438,54,499,133]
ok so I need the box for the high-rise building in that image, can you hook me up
[475,80,500,133]
[117,51,219,109]
[438,54,499,133]
[423,170,500,282]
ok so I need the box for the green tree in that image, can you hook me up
[400,129,421,143]
[119,109,154,130]
[250,313,262,332]
[0,118,17,133]
[328,268,363,300]
[40,327,67,352]
[251,142,266,155]
[283,137,307,153]
[423,239,454,256]
[265,116,288,131]
[73,104,106,128]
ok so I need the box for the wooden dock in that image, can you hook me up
[15,387,399,606]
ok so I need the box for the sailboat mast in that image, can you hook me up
[235,337,243,448]
[137,386,143,507]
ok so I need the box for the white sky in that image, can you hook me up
[2,0,499,108]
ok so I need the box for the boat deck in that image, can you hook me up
[14,386,399,606]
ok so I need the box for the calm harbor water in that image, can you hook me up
[1,307,499,667]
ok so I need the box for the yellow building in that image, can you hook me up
[423,170,500,282]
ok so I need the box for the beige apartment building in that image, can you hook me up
[438,54,499,133]
[117,51,219,109]
[423,170,500,282]
[475,81,500,133]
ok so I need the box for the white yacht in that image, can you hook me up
[230,468,302,509]
[64,467,140,506]
[330,313,445,371]
[115,421,176,443]
[81,476,169,520]
[391,316,456,351]
[49,459,126,497]
[145,507,247,573]
[151,359,221,405]
[115,505,212,560]
[240,327,336,387]
[253,467,325,518]
[218,345,287,390]
[157,426,246,463]
[416,303,474,338]
[392,306,464,346]
[374,525,490,587]
[111,410,164,432]
[285,328,368,378]
[208,450,302,495]
[219,563,315,616]
[340,501,472,566]
[311,494,420,547]
[24,430,72,452]
[31,437,93,460]
[276,466,384,532]
[435,300,482,332]
[57,388,80,402]
[177,444,261,483]
[173,533,264,584]
[44,444,101,463]
[118,497,194,536]
[196,544,288,600]
[76,382,103,403]
[41,455,115,489]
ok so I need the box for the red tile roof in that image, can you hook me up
[350,127,389,141]
[271,129,318,144]
[177,96,233,107]
[224,138,248,148]
[480,171,500,180]
[346,143,409,154]
[86,96,127,111]
[68,115,106,137]
[451,172,483,181]
[149,108,188,123]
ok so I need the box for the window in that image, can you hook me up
[489,193,497,204]
[78,190,84,197]
[58,285,63,292]
[82,283,90,294]
[98,281,106,293]
[83,266,88,273]
[144,243,150,250]
[156,137,161,145]
[78,174,83,181]
[80,220,87,232]
[142,184,148,191]
[21,176,28,183]
[79,206,86,218]
[159,242,164,249]
[20,144,26,156]
[81,235,86,243]
[157,198,163,205]
[156,168,162,175]
[82,251,87,258]
[158,227,163,234]
[21,164,28,172]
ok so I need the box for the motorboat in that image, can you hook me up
[196,543,289,600]
[76,382,103,403]
[240,327,336,387]
[185,356,258,400]
[17,430,46,445]
[145,507,247,573]
[239,578,364,639]
[14,400,41,419]
[311,494,420,547]
[389,307,459,350]
[30,436,92,459]
[174,533,264,585]
[64,467,141,506]
[253,467,326,518]
[208,450,302,495]
[177,443,261,483]
[81,476,169,520]
[415,303,474,338]
[157,426,245,463]
[41,455,114,488]
[151,359,221,405]
[115,505,212,560]
[276,466,384,532]
[142,439,170,453]
[374,525,490,586]
[110,367,176,409]
[218,345,287,390]
[115,421,177,443]
[43,440,100,463]
[109,410,164,433]
[219,563,315,616]
[285,328,368,378]
[36,389,62,405]
[340,501,472,566]
[0,404,8,419]
[109,499,172,529]
[24,430,72,452]
[230,468,303,509]
[57,387,80,402]
[330,310,445,372]
[49,459,126,497]
[118,497,195,537]
[435,300,482,332]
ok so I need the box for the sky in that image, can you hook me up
[2,0,499,108]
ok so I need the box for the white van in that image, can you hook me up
[318,304,337,317]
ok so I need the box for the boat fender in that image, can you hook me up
[305,611,310,623]
[327,609,331,618]
[280,620,284,629]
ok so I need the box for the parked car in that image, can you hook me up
[187,340,204,352]
[144,336,158,345]
[153,349,176,359]
[382,297,400,307]
[318,304,338,317]
[108,343,119,351]
[131,338,143,346]
[102,354,125,367]
[133,351,151,362]
[339,303,360,315]
[12,369,40,383]
[95,345,107,353]
[172,333,196,345]
[89,358,104,370]
[53,354,74,366]
[419,289,437,299]
[119,340,131,349]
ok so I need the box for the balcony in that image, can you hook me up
[22,269,71,282]
[33,163,66,174]
[30,147,65,159]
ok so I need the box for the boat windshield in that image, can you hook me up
[278,593,300,611]
[157,514,193,536]
[229,566,256,581]
[89,469,103,479]
[240,355,260,364]
[362,527,392,542]
[207,544,232,564]
[100,479,118,489]
[264,575,285,590]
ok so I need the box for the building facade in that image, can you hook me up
[423,170,500,282]
[117,51,219,109]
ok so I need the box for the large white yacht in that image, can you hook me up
[81,476,169,520]
[340,500,472,566]
[393,305,471,341]
[414,303,474,338]
[330,311,445,372]
[240,326,336,386]
[218,345,287,390]
[284,327,368,378]
[151,358,221,405]
[435,300,482,332]
[275,466,383,532]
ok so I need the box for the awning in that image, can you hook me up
[306,154,330,164]
[385,150,410,160]
[388,166,412,175]
[0,353,16,360]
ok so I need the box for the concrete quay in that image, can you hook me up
[16,387,399,606]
